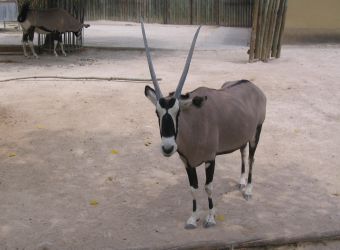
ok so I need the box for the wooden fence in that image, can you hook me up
[18,0,289,61]
[249,0,288,62]
[33,0,253,27]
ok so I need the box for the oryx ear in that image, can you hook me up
[145,85,157,106]
[179,96,207,110]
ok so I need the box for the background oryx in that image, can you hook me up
[141,22,266,229]
[17,2,90,58]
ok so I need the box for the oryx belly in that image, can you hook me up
[35,27,50,34]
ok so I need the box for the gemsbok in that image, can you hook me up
[141,22,267,229]
[17,2,90,58]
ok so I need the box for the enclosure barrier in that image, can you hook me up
[82,0,253,27]
[17,0,288,61]
[249,0,288,62]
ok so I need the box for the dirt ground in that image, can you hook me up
[1,23,340,250]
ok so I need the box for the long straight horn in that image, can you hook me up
[175,26,201,98]
[81,8,85,23]
[141,21,163,99]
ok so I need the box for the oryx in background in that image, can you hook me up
[141,22,266,229]
[17,2,90,58]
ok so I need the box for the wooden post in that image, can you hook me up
[189,0,193,25]
[263,0,278,61]
[214,0,219,25]
[260,0,273,61]
[272,0,285,57]
[249,0,260,62]
[256,0,268,59]
[164,0,168,24]
[266,0,280,60]
[276,0,288,58]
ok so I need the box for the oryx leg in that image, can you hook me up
[239,144,247,190]
[22,33,29,57]
[60,41,67,57]
[204,160,216,228]
[53,40,59,57]
[26,27,38,58]
[22,27,35,58]
[185,166,199,229]
[244,124,263,201]
[53,32,66,57]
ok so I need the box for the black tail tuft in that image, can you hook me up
[17,1,30,23]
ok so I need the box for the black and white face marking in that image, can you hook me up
[156,97,180,157]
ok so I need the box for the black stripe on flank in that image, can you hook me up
[226,79,250,89]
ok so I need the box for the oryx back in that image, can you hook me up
[26,9,83,33]
[177,80,266,167]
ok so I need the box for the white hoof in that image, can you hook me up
[185,215,198,229]
[204,213,216,228]
[239,174,247,190]
[62,52,67,57]
[33,54,39,59]
[54,52,59,57]
[243,184,253,201]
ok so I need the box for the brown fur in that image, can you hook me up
[26,9,85,32]
[177,80,266,167]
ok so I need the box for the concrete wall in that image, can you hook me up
[284,0,340,43]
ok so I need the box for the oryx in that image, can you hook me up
[17,2,90,58]
[141,22,266,229]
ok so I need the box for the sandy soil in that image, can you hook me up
[0,23,340,249]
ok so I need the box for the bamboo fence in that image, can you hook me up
[17,0,288,61]
[26,0,253,27]
[249,0,288,62]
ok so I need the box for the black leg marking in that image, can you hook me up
[28,27,35,41]
[239,144,247,190]
[240,144,246,175]
[248,124,262,185]
[205,160,215,185]
[208,198,213,210]
[186,166,198,189]
[244,124,263,201]
[57,32,63,43]
[186,166,198,213]
[193,200,197,212]
[185,166,199,229]
[205,161,215,209]
[22,33,29,42]
[204,160,217,228]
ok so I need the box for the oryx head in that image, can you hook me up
[74,8,90,40]
[141,22,201,157]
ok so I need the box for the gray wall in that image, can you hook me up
[0,2,18,21]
